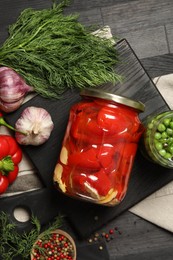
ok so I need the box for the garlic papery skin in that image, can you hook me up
[0,67,34,112]
[15,106,54,146]
[0,98,25,113]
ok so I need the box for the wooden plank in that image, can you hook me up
[141,54,173,78]
[0,0,52,45]
[101,0,173,33]
[69,8,103,27]
[100,0,173,58]
[166,23,173,53]
[111,26,168,59]
[65,0,137,11]
[104,211,173,259]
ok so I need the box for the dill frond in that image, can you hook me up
[0,0,121,99]
[0,211,63,259]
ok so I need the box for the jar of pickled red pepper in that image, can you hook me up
[141,111,173,168]
[53,89,145,206]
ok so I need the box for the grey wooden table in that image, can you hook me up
[1,0,173,259]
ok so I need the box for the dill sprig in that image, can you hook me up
[0,0,121,99]
[0,211,63,260]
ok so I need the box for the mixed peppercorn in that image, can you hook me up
[88,225,122,247]
[31,231,76,260]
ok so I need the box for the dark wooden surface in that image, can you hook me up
[1,0,173,259]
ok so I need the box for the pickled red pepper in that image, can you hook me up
[54,92,144,206]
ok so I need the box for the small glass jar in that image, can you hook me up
[141,110,173,168]
[53,89,145,206]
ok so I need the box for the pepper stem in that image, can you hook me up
[0,117,26,135]
[0,156,14,174]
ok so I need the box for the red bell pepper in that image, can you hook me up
[0,135,22,194]
[68,147,100,169]
[97,106,130,135]
[72,168,112,197]
[89,169,112,196]
[70,104,138,145]
[96,144,118,168]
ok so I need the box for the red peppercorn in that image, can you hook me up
[43,243,48,248]
[64,242,68,247]
[109,229,114,234]
[105,233,109,239]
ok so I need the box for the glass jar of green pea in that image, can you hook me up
[141,111,173,168]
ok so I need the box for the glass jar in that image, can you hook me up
[53,89,145,206]
[141,110,173,168]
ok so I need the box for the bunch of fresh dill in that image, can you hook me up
[0,0,121,99]
[0,211,63,260]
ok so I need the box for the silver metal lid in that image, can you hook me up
[80,88,145,112]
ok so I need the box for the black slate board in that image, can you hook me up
[1,39,173,239]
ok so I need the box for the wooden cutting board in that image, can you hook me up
[1,39,173,239]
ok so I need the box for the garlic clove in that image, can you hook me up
[15,106,54,146]
[60,146,68,165]
[0,97,25,113]
[0,67,34,112]
[98,188,118,205]
[53,163,67,192]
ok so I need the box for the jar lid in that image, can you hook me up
[80,88,145,112]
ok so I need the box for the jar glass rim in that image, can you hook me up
[80,88,145,112]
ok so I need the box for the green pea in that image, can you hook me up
[169,146,173,154]
[155,142,163,151]
[164,152,172,159]
[148,123,154,129]
[166,128,173,136]
[159,149,166,157]
[163,118,171,126]
[170,122,173,129]
[157,123,166,132]
[161,132,168,139]
[154,132,162,140]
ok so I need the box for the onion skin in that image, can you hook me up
[15,106,54,146]
[0,67,34,112]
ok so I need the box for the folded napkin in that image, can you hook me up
[130,74,173,232]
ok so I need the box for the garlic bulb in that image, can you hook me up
[15,106,54,145]
[0,67,34,112]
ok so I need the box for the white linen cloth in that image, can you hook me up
[130,74,173,232]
